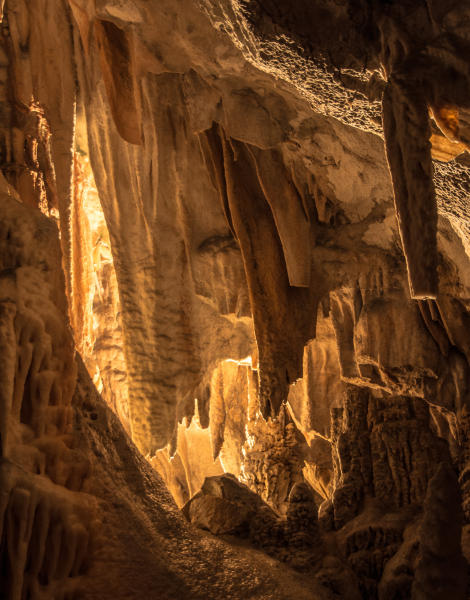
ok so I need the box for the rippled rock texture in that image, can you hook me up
[2,0,470,598]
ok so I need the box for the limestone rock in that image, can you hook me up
[183,473,273,536]
[3,0,470,597]
[184,474,330,574]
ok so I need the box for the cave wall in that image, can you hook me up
[0,181,94,599]
[2,0,470,598]
[0,174,336,600]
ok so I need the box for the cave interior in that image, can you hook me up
[2,0,470,599]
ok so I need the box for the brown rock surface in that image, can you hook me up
[2,0,470,598]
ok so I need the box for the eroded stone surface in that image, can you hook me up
[2,0,470,598]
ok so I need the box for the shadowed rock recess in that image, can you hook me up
[2,0,470,598]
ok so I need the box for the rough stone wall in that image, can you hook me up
[0,183,95,599]
[1,0,470,598]
[0,88,333,600]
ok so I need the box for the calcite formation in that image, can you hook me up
[0,187,94,599]
[2,0,470,598]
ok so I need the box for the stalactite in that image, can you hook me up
[95,19,142,146]
[248,145,312,288]
[382,75,438,300]
[215,126,319,418]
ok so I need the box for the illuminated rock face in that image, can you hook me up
[0,186,94,600]
[0,172,333,600]
[2,0,470,598]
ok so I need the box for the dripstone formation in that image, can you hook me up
[1,1,470,598]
